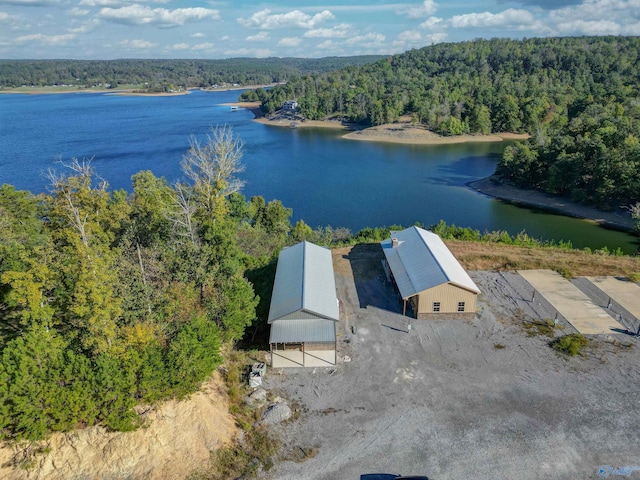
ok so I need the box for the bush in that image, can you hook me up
[550,334,588,356]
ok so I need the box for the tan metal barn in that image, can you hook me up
[381,226,480,320]
[268,241,339,368]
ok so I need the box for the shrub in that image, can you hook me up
[550,334,588,356]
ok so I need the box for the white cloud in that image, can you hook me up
[67,19,99,33]
[398,30,421,42]
[420,16,443,29]
[220,35,229,40]
[224,47,273,57]
[344,32,385,46]
[192,42,213,50]
[547,0,640,35]
[67,7,90,16]
[402,0,437,18]
[170,42,189,50]
[425,32,447,43]
[79,0,121,7]
[246,31,269,42]
[0,0,62,6]
[450,8,535,29]
[278,37,302,47]
[98,6,220,28]
[303,23,351,38]
[14,32,76,45]
[237,8,334,30]
[0,11,19,21]
[191,32,204,38]
[120,38,156,48]
[316,39,335,50]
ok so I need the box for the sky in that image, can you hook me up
[1,0,639,59]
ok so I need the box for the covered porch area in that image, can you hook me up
[270,342,336,368]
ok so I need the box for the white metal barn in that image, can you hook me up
[381,226,480,320]
[268,241,339,368]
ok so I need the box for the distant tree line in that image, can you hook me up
[0,56,384,91]
[246,36,640,211]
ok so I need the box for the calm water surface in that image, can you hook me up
[1,90,637,252]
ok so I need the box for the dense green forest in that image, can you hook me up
[244,36,640,210]
[0,127,291,441]
[0,56,384,91]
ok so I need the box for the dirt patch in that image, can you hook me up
[262,246,640,480]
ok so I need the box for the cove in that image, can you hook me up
[0,89,637,253]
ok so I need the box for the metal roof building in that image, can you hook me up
[381,226,480,319]
[268,241,339,367]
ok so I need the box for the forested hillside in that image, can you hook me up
[0,56,383,91]
[246,36,640,210]
[0,127,300,441]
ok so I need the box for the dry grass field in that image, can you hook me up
[445,240,640,278]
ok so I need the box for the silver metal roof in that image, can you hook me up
[381,226,480,299]
[268,241,339,323]
[269,318,336,343]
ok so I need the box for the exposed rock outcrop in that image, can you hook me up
[0,373,236,480]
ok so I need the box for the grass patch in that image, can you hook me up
[445,239,640,277]
[494,343,506,349]
[550,334,589,356]
[523,319,557,338]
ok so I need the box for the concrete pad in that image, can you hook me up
[586,276,640,322]
[271,349,336,368]
[518,269,623,335]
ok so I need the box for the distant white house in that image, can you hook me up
[282,100,298,111]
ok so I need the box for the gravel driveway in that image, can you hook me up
[262,245,640,480]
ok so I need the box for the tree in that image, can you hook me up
[181,126,245,220]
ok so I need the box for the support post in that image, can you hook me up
[270,343,273,368]
[403,299,407,316]
[531,290,536,302]
[302,342,305,367]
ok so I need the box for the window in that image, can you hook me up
[457,301,465,312]
[433,302,440,312]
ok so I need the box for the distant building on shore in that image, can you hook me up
[381,226,480,319]
[282,100,298,111]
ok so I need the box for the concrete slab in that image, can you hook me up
[271,349,336,368]
[585,276,640,323]
[518,269,624,335]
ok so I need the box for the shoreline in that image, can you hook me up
[468,176,636,233]
[250,108,635,234]
[251,111,530,145]
[0,83,275,96]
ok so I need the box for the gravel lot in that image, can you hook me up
[262,245,640,480]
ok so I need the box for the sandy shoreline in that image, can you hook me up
[251,111,530,144]
[469,176,636,232]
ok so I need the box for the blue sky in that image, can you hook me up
[1,0,639,59]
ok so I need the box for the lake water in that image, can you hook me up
[1,89,637,253]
